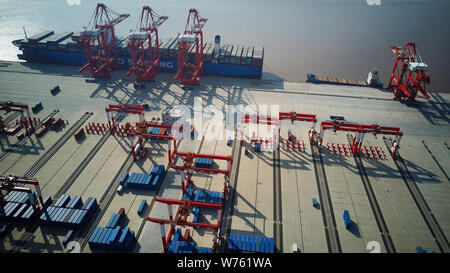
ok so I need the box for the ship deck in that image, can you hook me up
[0,61,449,253]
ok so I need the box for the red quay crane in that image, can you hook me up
[126,6,168,81]
[388,42,431,103]
[78,3,129,78]
[174,9,207,85]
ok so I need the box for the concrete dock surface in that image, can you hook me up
[0,61,449,253]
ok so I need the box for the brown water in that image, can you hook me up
[1,0,449,92]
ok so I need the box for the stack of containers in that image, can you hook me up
[246,47,254,65]
[206,43,215,62]
[224,44,233,64]
[159,38,171,59]
[228,233,274,253]
[230,45,238,64]
[148,127,167,136]
[252,47,264,66]
[40,195,98,229]
[119,164,165,191]
[182,186,223,204]
[88,212,135,251]
[193,189,223,204]
[168,37,179,59]
[167,228,214,253]
[241,47,248,65]
[0,191,37,222]
[203,43,212,62]
[120,172,152,190]
[234,46,243,65]
[148,165,164,190]
[194,157,214,169]
[218,45,226,63]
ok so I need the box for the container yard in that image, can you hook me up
[0,4,449,255]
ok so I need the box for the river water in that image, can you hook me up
[0,0,448,92]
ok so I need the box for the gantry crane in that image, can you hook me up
[174,9,207,85]
[319,120,403,156]
[388,42,431,103]
[78,3,129,78]
[147,197,223,252]
[0,175,45,213]
[126,6,168,81]
[0,101,33,130]
[105,104,145,130]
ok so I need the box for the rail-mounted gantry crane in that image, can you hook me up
[319,120,403,157]
[126,6,168,81]
[174,9,207,85]
[0,175,45,213]
[78,3,129,78]
[0,101,33,130]
[388,42,431,103]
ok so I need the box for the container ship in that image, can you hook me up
[12,30,264,78]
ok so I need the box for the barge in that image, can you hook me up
[306,70,383,88]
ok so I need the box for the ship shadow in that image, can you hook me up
[346,221,361,238]
[228,71,285,91]
[86,74,250,117]
[20,62,81,77]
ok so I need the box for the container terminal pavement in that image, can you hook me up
[0,62,449,253]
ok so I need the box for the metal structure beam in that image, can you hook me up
[174,9,207,85]
[126,6,168,81]
[0,175,44,212]
[78,3,129,78]
[319,120,403,156]
[388,42,430,102]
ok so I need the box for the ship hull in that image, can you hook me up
[18,47,263,79]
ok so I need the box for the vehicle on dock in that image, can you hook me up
[50,85,60,95]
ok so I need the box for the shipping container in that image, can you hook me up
[68,209,81,223]
[12,203,29,218]
[235,46,243,65]
[168,37,179,58]
[252,46,264,66]
[160,38,173,58]
[63,209,76,224]
[89,227,100,245]
[246,46,254,65]
[230,45,238,64]
[21,206,34,221]
[219,45,226,63]
[224,44,233,64]
[203,43,211,62]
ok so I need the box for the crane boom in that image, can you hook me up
[126,6,168,81]
[78,3,129,78]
